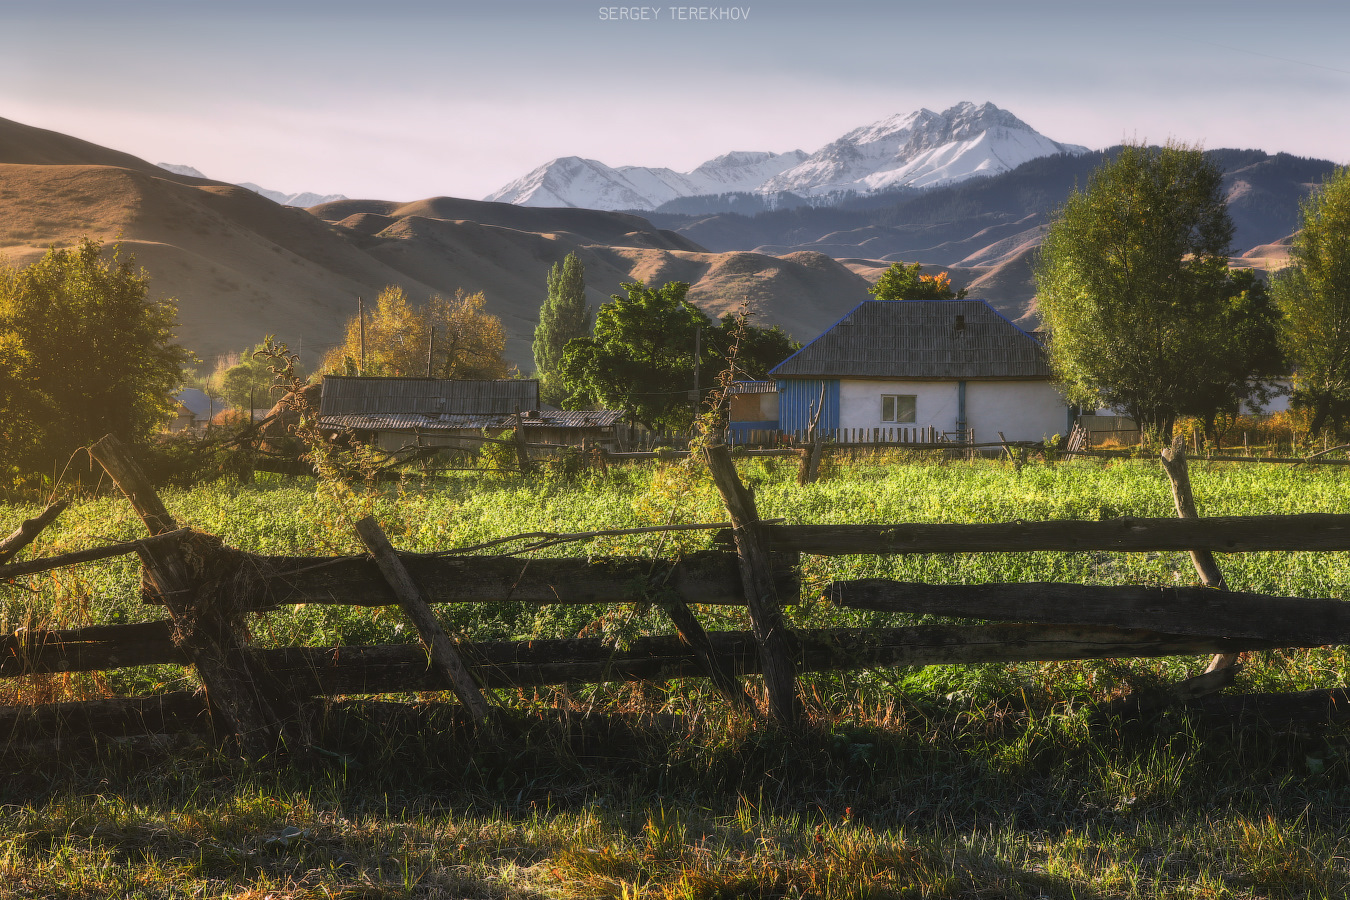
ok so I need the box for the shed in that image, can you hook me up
[770,299,1071,443]
[317,376,622,450]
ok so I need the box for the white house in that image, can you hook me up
[770,299,1072,443]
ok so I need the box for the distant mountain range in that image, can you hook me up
[156,162,346,208]
[486,102,1088,212]
[0,113,1334,371]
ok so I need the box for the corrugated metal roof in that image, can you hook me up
[319,409,623,432]
[727,381,778,395]
[770,300,1051,380]
[319,376,539,416]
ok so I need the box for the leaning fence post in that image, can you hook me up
[0,499,68,565]
[657,597,756,711]
[1160,435,1237,673]
[703,443,800,723]
[88,434,304,760]
[354,516,494,728]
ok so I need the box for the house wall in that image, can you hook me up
[838,379,1068,442]
[730,392,778,423]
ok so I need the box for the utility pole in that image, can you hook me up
[357,296,366,374]
[426,325,435,377]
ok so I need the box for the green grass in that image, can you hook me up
[3,455,1350,897]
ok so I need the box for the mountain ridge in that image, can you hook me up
[486,102,1087,212]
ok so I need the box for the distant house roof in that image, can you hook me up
[727,381,778,395]
[320,409,624,433]
[317,376,621,433]
[319,376,539,418]
[770,300,1051,380]
[175,388,217,420]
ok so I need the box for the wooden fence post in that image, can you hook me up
[1160,436,1237,674]
[89,435,305,760]
[0,499,68,565]
[703,443,800,723]
[513,410,535,475]
[354,517,494,728]
[657,598,756,711]
[797,383,826,486]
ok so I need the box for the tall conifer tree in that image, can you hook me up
[534,252,591,404]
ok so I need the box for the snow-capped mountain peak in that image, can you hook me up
[154,162,346,207]
[487,102,1087,212]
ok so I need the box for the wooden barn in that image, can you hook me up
[316,376,623,451]
[770,299,1071,443]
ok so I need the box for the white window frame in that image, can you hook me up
[881,394,916,423]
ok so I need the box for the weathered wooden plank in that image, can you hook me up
[0,691,209,745]
[729,515,1350,555]
[89,435,305,760]
[830,581,1350,646]
[354,517,492,726]
[0,528,192,581]
[150,550,800,611]
[1160,441,1237,673]
[1,621,182,676]
[657,599,755,710]
[0,500,68,565]
[705,444,800,723]
[255,625,1269,695]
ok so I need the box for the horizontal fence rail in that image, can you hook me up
[6,434,1350,759]
[721,514,1350,555]
[2,620,1273,689]
[135,550,801,611]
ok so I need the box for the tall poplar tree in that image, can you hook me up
[1273,167,1350,433]
[533,252,591,405]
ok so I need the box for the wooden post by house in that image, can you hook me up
[704,443,800,723]
[513,410,535,475]
[88,435,305,760]
[1159,436,1236,674]
[354,516,494,728]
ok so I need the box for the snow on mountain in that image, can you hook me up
[485,149,808,210]
[156,162,207,178]
[763,102,1087,196]
[238,183,348,208]
[154,164,345,207]
[487,102,1086,211]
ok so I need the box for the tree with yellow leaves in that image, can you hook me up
[322,285,508,380]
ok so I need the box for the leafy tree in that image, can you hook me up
[1273,167,1350,434]
[1180,269,1285,444]
[1034,141,1247,440]
[0,239,192,473]
[869,262,968,302]
[534,252,591,405]
[322,285,508,380]
[206,340,295,412]
[557,281,798,429]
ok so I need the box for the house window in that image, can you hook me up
[881,394,916,423]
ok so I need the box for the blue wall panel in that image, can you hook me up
[777,379,839,433]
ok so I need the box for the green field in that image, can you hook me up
[3,456,1350,898]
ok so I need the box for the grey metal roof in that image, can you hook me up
[770,300,1051,380]
[319,376,539,416]
[727,381,778,395]
[319,409,623,433]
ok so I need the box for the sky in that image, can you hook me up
[1,0,1346,202]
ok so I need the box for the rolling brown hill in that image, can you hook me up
[0,116,875,369]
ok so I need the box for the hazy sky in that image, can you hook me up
[2,0,1346,201]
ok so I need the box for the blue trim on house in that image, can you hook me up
[777,379,840,433]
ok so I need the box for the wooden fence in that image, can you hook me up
[4,435,1350,758]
